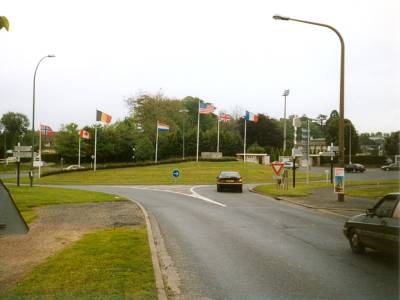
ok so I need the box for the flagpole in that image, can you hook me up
[155,121,159,163]
[196,99,200,162]
[78,133,81,167]
[94,126,97,172]
[244,118,247,163]
[217,116,220,153]
[38,126,42,178]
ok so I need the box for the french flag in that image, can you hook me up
[157,122,170,131]
[245,111,259,122]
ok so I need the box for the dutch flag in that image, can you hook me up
[157,122,170,132]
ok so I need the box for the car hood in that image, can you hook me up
[346,213,366,223]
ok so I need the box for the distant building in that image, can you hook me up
[236,153,270,165]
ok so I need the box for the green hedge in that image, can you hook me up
[321,155,388,166]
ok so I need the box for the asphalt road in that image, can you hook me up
[82,184,399,300]
[302,166,399,181]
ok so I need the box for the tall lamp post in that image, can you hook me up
[30,54,55,187]
[273,15,345,202]
[179,109,189,159]
[282,89,289,154]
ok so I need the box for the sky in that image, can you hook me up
[1,0,399,133]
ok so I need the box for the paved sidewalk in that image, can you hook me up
[274,187,380,218]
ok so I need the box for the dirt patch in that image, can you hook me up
[0,201,144,291]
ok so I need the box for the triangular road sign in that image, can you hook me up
[271,161,285,176]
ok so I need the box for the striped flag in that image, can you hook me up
[96,110,112,124]
[199,102,216,114]
[157,122,170,131]
[80,129,91,139]
[40,124,55,136]
[245,111,259,122]
[219,113,232,122]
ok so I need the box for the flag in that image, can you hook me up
[199,102,216,114]
[80,129,91,139]
[96,110,112,124]
[245,111,259,122]
[157,122,170,131]
[40,124,55,136]
[219,113,232,122]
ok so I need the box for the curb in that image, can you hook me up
[127,198,167,300]
[249,188,349,218]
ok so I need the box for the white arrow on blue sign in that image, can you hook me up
[172,169,180,178]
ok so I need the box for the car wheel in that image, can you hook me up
[217,185,221,192]
[349,228,365,254]
[239,186,243,193]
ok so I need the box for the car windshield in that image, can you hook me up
[219,172,240,178]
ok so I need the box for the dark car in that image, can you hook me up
[343,193,400,254]
[344,163,366,173]
[381,162,400,171]
[217,171,242,192]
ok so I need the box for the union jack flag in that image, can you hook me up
[199,102,216,114]
[219,113,232,122]
[40,124,54,136]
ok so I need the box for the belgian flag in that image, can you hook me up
[96,110,112,124]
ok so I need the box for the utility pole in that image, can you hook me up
[282,89,289,154]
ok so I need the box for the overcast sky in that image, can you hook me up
[1,0,399,133]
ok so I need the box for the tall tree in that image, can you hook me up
[54,123,79,163]
[384,131,400,156]
[0,112,30,151]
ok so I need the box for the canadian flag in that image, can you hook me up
[80,129,90,139]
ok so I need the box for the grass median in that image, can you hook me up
[3,161,325,185]
[1,227,157,300]
[254,179,399,198]
[6,185,125,223]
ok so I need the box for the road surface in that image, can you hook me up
[78,184,399,300]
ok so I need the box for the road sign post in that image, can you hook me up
[13,145,32,187]
[172,169,180,183]
[271,161,285,190]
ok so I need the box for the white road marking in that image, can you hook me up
[112,185,226,208]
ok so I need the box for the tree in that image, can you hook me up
[54,123,79,163]
[325,111,359,156]
[0,16,9,31]
[247,143,265,153]
[0,112,30,151]
[384,131,400,156]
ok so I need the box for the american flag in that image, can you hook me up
[40,124,54,136]
[219,113,232,122]
[199,102,216,114]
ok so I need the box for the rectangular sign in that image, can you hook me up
[14,146,32,152]
[334,167,345,194]
[13,152,34,158]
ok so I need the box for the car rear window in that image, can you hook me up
[219,172,240,179]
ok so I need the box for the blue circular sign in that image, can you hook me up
[172,169,180,178]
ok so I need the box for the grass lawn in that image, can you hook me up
[254,182,331,197]
[254,180,399,198]
[1,227,157,300]
[345,185,399,198]
[6,185,125,223]
[3,161,325,185]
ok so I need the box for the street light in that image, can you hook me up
[30,54,55,187]
[273,15,345,202]
[179,109,189,159]
[282,89,289,154]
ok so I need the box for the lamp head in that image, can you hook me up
[273,15,290,21]
[47,54,56,58]
[283,89,290,96]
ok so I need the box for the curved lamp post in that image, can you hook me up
[30,54,55,187]
[273,15,345,202]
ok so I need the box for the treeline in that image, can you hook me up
[1,93,398,164]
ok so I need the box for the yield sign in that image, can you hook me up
[271,161,285,176]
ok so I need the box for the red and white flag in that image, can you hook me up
[219,113,232,122]
[80,129,91,139]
